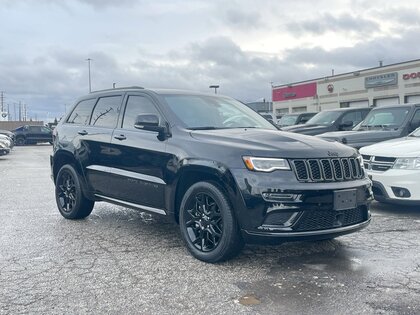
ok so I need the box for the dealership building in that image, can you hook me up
[272,59,420,115]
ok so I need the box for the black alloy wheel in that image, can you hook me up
[55,164,94,219]
[179,181,243,263]
[185,192,223,252]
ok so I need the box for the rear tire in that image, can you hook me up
[16,137,25,146]
[55,164,94,219]
[179,181,244,263]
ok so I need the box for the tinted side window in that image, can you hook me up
[122,95,160,129]
[29,126,41,132]
[41,127,51,134]
[67,99,97,125]
[341,111,362,126]
[412,110,420,128]
[90,96,122,128]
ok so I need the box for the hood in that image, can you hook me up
[189,128,356,158]
[318,129,398,143]
[280,124,331,135]
[360,136,420,157]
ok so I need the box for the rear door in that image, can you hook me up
[40,126,53,143]
[27,126,43,142]
[106,93,171,214]
[64,94,123,196]
[83,95,124,196]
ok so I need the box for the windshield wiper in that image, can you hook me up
[188,126,219,130]
[361,124,390,130]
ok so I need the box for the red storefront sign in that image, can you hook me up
[272,82,317,102]
[403,72,420,80]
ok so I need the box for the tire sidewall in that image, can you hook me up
[16,137,25,146]
[55,164,85,219]
[179,181,239,263]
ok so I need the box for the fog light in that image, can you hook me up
[391,187,411,198]
[262,192,300,202]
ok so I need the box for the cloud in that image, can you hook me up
[2,0,420,122]
[286,13,379,35]
[221,8,263,29]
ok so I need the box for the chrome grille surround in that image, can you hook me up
[362,155,396,172]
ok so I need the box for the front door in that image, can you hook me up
[107,94,171,214]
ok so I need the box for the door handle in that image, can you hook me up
[78,130,88,136]
[114,134,126,141]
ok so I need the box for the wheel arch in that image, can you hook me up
[52,150,80,182]
[52,149,94,200]
[171,160,242,224]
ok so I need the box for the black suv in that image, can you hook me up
[277,112,317,127]
[318,104,420,149]
[51,87,372,262]
[281,107,371,135]
[13,125,53,145]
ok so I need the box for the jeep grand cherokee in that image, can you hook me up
[51,87,372,263]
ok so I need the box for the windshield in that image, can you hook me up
[278,114,298,126]
[360,107,410,130]
[305,111,342,126]
[162,94,276,130]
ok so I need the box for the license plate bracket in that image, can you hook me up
[333,189,357,210]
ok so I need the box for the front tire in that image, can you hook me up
[55,164,94,219]
[179,181,244,263]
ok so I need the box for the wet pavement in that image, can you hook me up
[0,145,419,314]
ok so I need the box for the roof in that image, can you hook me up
[273,58,420,88]
[89,87,222,97]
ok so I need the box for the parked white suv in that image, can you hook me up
[359,127,420,205]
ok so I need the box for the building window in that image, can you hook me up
[292,106,307,113]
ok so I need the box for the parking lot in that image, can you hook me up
[0,145,419,315]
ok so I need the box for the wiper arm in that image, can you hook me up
[188,126,218,130]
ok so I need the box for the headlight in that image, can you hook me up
[242,156,290,172]
[357,154,365,170]
[393,157,420,170]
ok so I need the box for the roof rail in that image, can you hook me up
[90,86,145,93]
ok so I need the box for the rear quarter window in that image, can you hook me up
[67,98,97,125]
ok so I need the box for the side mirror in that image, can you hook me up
[339,120,353,130]
[134,114,168,140]
[134,114,161,131]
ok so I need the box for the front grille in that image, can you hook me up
[362,155,396,173]
[291,157,363,182]
[294,207,366,232]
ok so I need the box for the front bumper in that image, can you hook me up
[367,169,420,205]
[230,169,372,243]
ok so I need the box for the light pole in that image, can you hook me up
[86,58,92,93]
[209,85,219,94]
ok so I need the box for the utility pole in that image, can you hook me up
[86,58,92,93]
[19,101,22,121]
[0,91,4,112]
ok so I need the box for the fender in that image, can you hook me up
[167,158,246,222]
[52,149,95,200]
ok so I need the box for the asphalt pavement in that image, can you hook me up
[0,145,419,315]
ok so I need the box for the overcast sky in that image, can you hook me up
[1,0,420,121]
